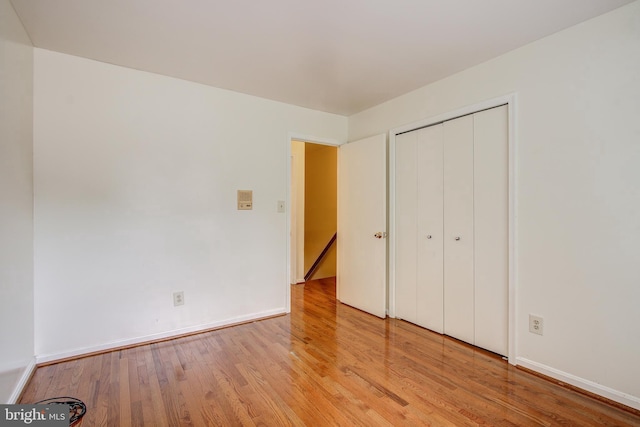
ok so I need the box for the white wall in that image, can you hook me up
[33,49,347,360]
[350,1,640,408]
[0,0,35,403]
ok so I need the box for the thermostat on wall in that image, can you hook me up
[237,190,253,210]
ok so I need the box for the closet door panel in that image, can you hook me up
[395,131,418,323]
[443,115,475,345]
[416,125,444,332]
[474,105,509,356]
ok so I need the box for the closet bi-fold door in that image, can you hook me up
[474,105,509,356]
[395,126,444,331]
[394,105,508,356]
[416,125,444,332]
[443,115,475,345]
[395,130,419,324]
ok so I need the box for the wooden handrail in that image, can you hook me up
[304,233,337,282]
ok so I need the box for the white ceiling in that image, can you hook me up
[11,0,634,115]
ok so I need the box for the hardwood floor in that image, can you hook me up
[20,277,640,426]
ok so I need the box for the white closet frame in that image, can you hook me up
[388,93,518,364]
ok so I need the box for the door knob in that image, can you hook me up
[426,235,432,239]
[455,236,461,241]
[374,232,387,239]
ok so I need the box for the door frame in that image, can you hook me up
[285,133,342,313]
[388,93,518,363]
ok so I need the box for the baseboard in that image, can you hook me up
[516,357,640,411]
[36,308,286,365]
[7,358,36,404]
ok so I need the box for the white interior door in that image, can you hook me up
[395,130,418,323]
[443,115,475,344]
[416,125,445,333]
[395,125,445,332]
[337,134,387,318]
[474,105,509,355]
[392,104,509,357]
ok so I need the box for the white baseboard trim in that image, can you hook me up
[36,308,286,365]
[7,358,36,404]
[516,357,640,411]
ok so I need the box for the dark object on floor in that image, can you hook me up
[35,396,87,425]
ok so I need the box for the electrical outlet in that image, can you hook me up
[529,314,543,335]
[173,291,184,306]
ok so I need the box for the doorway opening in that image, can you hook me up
[290,140,338,284]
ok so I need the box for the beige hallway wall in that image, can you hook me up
[304,144,337,279]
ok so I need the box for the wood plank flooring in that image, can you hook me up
[20,278,640,426]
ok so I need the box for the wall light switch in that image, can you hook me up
[277,200,285,213]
